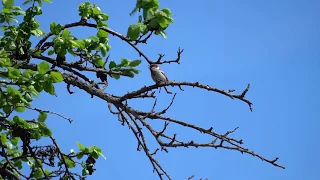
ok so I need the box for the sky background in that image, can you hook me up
[10,0,320,179]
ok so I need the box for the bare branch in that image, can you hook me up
[25,107,73,123]
[156,48,184,64]
[120,82,253,111]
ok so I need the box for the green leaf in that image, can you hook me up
[127,24,140,40]
[38,62,50,74]
[130,7,138,16]
[22,69,35,78]
[92,58,104,67]
[97,29,108,38]
[77,142,85,151]
[61,28,70,38]
[159,30,167,39]
[130,68,140,74]
[139,23,148,35]
[2,7,10,13]
[161,8,172,16]
[34,82,43,93]
[32,132,41,140]
[0,134,7,144]
[3,105,12,114]
[76,153,83,159]
[43,82,55,95]
[71,39,85,49]
[99,43,107,57]
[12,159,22,169]
[15,103,25,112]
[111,74,120,80]
[2,0,14,9]
[34,168,43,179]
[39,122,52,136]
[7,86,22,97]
[11,94,21,104]
[44,169,51,175]
[7,67,21,79]
[41,126,52,136]
[50,22,62,35]
[91,149,99,159]
[64,157,76,168]
[129,60,141,67]
[48,49,55,55]
[30,29,44,37]
[97,21,108,28]
[11,137,19,146]
[109,61,116,69]
[82,169,89,176]
[24,93,33,102]
[93,146,106,159]
[13,116,29,128]
[120,58,131,67]
[123,70,135,78]
[90,36,99,41]
[143,9,148,20]
[37,112,47,122]
[50,71,64,83]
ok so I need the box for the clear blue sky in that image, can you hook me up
[18,0,320,179]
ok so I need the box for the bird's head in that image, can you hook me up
[149,64,160,70]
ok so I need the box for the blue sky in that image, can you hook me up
[13,0,320,179]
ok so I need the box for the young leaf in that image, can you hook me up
[123,70,135,78]
[161,8,172,16]
[41,126,52,136]
[3,105,12,114]
[159,30,167,39]
[38,62,50,74]
[50,71,64,83]
[43,82,55,95]
[111,74,120,80]
[99,43,107,57]
[76,153,83,159]
[15,103,25,112]
[13,159,22,169]
[92,58,104,67]
[34,168,43,179]
[64,158,76,168]
[30,29,45,37]
[73,39,85,49]
[76,142,85,151]
[109,61,116,69]
[11,137,19,146]
[129,60,141,67]
[127,24,140,40]
[0,134,7,144]
[2,0,14,9]
[61,28,70,38]
[48,49,55,55]
[37,112,47,122]
[97,29,108,38]
[129,68,140,74]
[120,58,131,67]
[7,67,21,79]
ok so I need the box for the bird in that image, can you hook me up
[149,64,172,94]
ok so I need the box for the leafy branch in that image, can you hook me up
[0,0,284,179]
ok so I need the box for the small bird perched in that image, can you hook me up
[149,64,172,94]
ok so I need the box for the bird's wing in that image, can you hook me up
[160,70,169,82]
